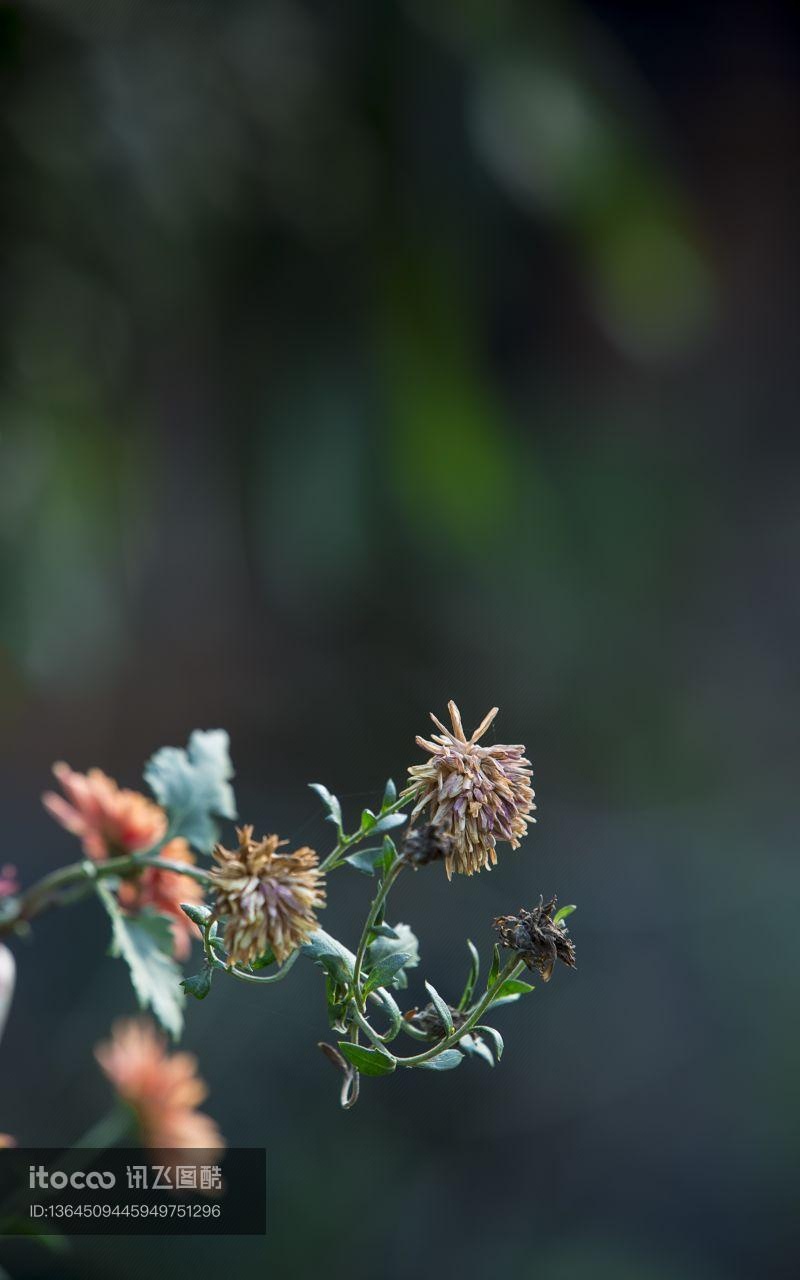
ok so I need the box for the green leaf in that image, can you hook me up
[367,922,420,990]
[325,973,349,1032]
[179,902,213,928]
[460,1033,494,1067]
[418,1049,464,1071]
[424,980,454,1035]
[370,984,403,1037]
[337,1042,396,1076]
[364,952,411,996]
[370,812,407,835]
[381,778,397,809]
[493,978,535,998]
[475,1025,504,1060]
[98,887,184,1038]
[379,835,398,875]
[344,846,385,875]
[370,923,400,940]
[487,943,501,988]
[488,977,535,1008]
[302,928,356,982]
[181,967,213,1000]
[360,808,377,834]
[250,946,276,970]
[457,939,480,1011]
[308,783,343,832]
[145,729,236,855]
[553,903,577,925]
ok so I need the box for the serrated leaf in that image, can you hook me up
[179,902,213,928]
[144,730,236,855]
[381,778,397,809]
[367,922,420,990]
[418,1049,464,1071]
[337,1041,396,1076]
[344,846,385,875]
[181,968,212,1000]
[98,888,184,1038]
[475,1025,504,1060]
[308,783,342,832]
[302,928,356,982]
[364,951,411,996]
[424,981,454,1035]
[553,903,577,925]
[458,939,480,1011]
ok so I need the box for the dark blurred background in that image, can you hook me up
[1,0,798,1276]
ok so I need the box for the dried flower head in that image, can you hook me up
[210,826,325,967]
[405,1002,468,1039]
[95,1017,224,1152]
[401,822,452,869]
[43,763,167,860]
[404,701,536,878]
[493,897,576,981]
[117,838,203,960]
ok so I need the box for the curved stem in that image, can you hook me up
[395,956,525,1068]
[0,849,213,939]
[351,1006,392,1049]
[351,857,405,1011]
[203,920,301,984]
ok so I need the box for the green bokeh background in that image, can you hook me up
[1,1,798,1277]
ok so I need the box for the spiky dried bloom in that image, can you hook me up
[401,822,452,869]
[493,896,576,981]
[210,826,325,966]
[404,701,536,878]
[117,838,202,960]
[43,763,167,860]
[95,1018,224,1152]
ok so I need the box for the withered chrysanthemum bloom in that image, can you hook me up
[210,825,325,966]
[493,896,576,981]
[403,701,536,878]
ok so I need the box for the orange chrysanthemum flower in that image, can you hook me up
[210,826,325,966]
[404,701,536,878]
[95,1018,224,1153]
[43,763,167,860]
[0,865,17,897]
[117,838,203,960]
